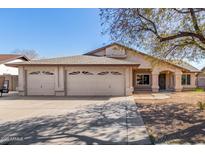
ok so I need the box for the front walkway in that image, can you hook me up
[134,93,171,100]
[0,96,150,145]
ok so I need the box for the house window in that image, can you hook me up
[182,74,191,85]
[136,74,150,85]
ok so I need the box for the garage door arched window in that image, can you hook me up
[82,71,93,75]
[97,71,109,75]
[69,71,80,75]
[42,71,54,75]
[111,71,122,75]
[29,71,40,75]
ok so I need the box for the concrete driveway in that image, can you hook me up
[0,95,150,145]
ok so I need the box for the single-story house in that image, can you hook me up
[0,54,29,91]
[7,43,201,96]
[197,67,205,89]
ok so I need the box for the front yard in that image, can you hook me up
[134,91,205,144]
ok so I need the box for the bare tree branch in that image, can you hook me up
[100,8,205,61]
[136,9,160,37]
[173,8,205,14]
[136,9,205,44]
[159,31,205,44]
[189,8,202,34]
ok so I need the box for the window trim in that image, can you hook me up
[136,73,151,86]
[181,74,191,85]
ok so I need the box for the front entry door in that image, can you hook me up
[159,74,166,90]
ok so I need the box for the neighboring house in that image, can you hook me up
[7,43,200,96]
[197,67,205,89]
[0,54,29,91]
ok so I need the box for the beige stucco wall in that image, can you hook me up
[94,45,152,69]
[54,66,65,96]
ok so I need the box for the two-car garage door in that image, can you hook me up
[66,68,125,96]
[26,67,125,96]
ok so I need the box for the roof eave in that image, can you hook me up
[6,63,140,67]
[0,55,30,64]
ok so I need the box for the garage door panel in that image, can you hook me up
[27,69,55,96]
[67,68,125,96]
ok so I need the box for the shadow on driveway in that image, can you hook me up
[0,100,150,145]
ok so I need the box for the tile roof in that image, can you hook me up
[5,43,201,72]
[169,60,200,72]
[7,55,139,66]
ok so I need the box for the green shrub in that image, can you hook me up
[195,88,205,92]
[198,101,205,110]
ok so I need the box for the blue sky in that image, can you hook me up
[0,8,204,69]
[0,9,110,57]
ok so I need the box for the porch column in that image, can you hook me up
[191,73,197,88]
[174,71,183,92]
[151,72,159,92]
[125,67,134,96]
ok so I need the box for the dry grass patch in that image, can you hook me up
[134,92,205,144]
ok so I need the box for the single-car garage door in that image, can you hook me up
[66,67,125,96]
[27,69,55,95]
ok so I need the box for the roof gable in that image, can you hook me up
[85,43,200,72]
[0,54,29,64]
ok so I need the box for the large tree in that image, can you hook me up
[100,8,205,61]
[13,49,39,60]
